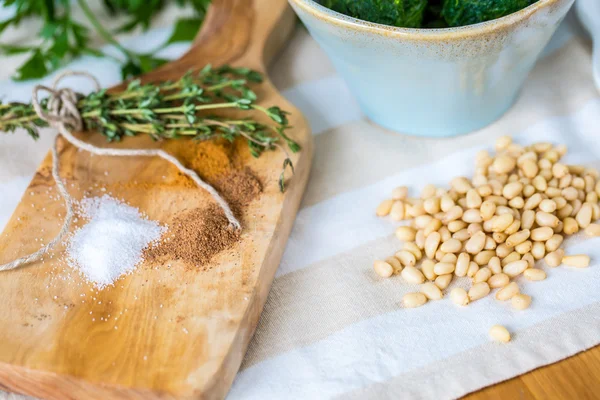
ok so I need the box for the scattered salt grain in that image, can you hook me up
[66,195,165,289]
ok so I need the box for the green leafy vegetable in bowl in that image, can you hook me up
[320,0,539,28]
[322,0,429,28]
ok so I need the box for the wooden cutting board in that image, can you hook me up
[0,1,312,399]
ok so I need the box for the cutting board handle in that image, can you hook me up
[146,0,295,81]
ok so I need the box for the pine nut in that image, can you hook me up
[524,268,546,281]
[465,231,486,254]
[396,226,417,242]
[493,232,508,244]
[490,214,514,232]
[467,261,480,277]
[557,204,574,219]
[447,220,467,233]
[530,227,554,242]
[562,187,578,201]
[439,226,452,242]
[571,199,583,216]
[545,234,563,252]
[435,249,446,262]
[576,203,593,228]
[585,224,600,236]
[488,273,510,288]
[469,282,491,301]
[415,215,434,229]
[484,236,497,250]
[515,240,532,255]
[403,292,428,308]
[532,175,547,192]
[524,193,543,210]
[392,186,408,200]
[451,287,470,306]
[505,220,521,236]
[453,252,469,277]
[486,195,508,206]
[586,192,598,203]
[496,243,512,259]
[468,223,483,236]
[440,194,455,212]
[522,253,535,268]
[538,199,556,213]
[395,250,416,266]
[390,201,405,221]
[562,254,590,268]
[521,159,539,178]
[385,257,403,274]
[563,217,579,235]
[407,201,426,217]
[480,200,496,221]
[435,274,453,290]
[508,196,524,209]
[421,259,437,280]
[523,184,535,197]
[466,189,482,209]
[443,205,464,223]
[377,199,394,216]
[503,260,528,277]
[474,267,492,283]
[490,325,511,343]
[434,262,455,275]
[423,197,441,214]
[559,174,572,189]
[496,282,520,301]
[573,177,585,190]
[374,260,393,278]
[440,238,462,253]
[401,266,426,284]
[421,184,436,199]
[552,163,569,178]
[441,253,458,264]
[512,293,532,310]
[496,135,512,151]
[453,229,471,241]
[420,282,443,300]
[415,229,426,249]
[451,177,473,194]
[506,229,530,247]
[486,256,501,274]
[462,209,483,223]
[494,155,516,174]
[425,232,441,259]
[423,218,442,236]
[535,212,560,228]
[474,250,496,266]
[545,249,564,267]
[502,182,523,199]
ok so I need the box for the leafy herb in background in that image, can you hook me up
[0,0,211,81]
[0,65,300,191]
[320,0,538,29]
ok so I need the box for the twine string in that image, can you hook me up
[0,71,240,272]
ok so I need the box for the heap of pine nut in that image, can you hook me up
[375,136,599,310]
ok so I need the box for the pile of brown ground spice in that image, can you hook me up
[146,204,241,267]
[146,167,262,268]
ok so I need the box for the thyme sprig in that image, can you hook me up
[0,65,300,191]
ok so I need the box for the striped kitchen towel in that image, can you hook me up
[1,7,599,400]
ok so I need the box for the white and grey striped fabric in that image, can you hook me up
[2,7,600,400]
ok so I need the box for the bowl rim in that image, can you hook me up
[288,0,568,40]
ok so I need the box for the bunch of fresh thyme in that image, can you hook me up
[0,65,300,191]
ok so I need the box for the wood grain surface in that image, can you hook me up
[466,344,600,399]
[0,0,312,399]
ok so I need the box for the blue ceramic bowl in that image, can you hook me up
[288,0,575,137]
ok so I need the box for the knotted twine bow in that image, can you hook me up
[0,71,241,272]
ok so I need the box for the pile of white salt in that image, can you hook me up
[67,195,165,289]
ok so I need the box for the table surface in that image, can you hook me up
[468,344,600,398]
